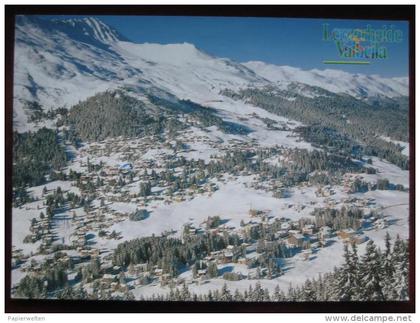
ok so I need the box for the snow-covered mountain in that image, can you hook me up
[243,61,408,99]
[13,15,266,131]
[13,15,408,131]
[55,16,128,44]
[10,17,410,299]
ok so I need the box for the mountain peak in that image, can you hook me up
[243,60,408,98]
[54,16,127,44]
[16,15,127,46]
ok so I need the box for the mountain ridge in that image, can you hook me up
[13,16,409,132]
[243,60,408,99]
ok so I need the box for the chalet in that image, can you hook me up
[135,274,151,286]
[247,270,261,280]
[154,268,163,276]
[102,263,115,274]
[281,222,291,230]
[107,168,119,176]
[287,233,303,247]
[374,219,387,230]
[75,236,87,248]
[160,273,172,285]
[242,222,259,234]
[27,234,39,243]
[221,251,233,264]
[119,283,129,293]
[275,230,289,239]
[119,162,133,172]
[302,224,314,235]
[287,233,310,249]
[80,249,92,261]
[319,226,332,239]
[64,272,77,283]
[241,242,251,249]
[100,275,115,288]
[204,255,215,263]
[176,195,187,203]
[249,208,264,217]
[33,263,43,273]
[197,269,208,277]
[133,263,148,273]
[110,281,119,291]
[337,228,356,240]
[264,240,275,249]
[237,257,248,265]
[57,255,71,266]
[210,250,223,257]
[291,221,300,229]
[40,219,51,229]
[42,255,55,265]
[70,256,81,264]
[30,224,40,232]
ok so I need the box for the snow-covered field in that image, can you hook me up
[12,156,410,296]
[128,185,409,298]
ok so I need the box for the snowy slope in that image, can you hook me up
[244,61,408,99]
[13,16,266,132]
[113,41,264,102]
[13,16,143,131]
[55,16,128,44]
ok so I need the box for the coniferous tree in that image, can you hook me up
[220,283,233,301]
[381,232,395,299]
[333,244,353,301]
[360,240,385,301]
[349,243,362,301]
[16,275,46,299]
[391,236,409,300]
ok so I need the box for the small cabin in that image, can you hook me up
[337,228,356,240]
[287,233,305,248]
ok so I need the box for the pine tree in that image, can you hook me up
[360,240,384,301]
[181,282,191,301]
[273,285,282,301]
[349,243,361,301]
[207,261,218,278]
[333,244,352,300]
[263,288,271,301]
[233,289,243,301]
[253,281,265,301]
[382,232,395,299]
[301,279,316,301]
[391,236,409,300]
[333,243,361,301]
[220,283,233,301]
[191,263,198,279]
